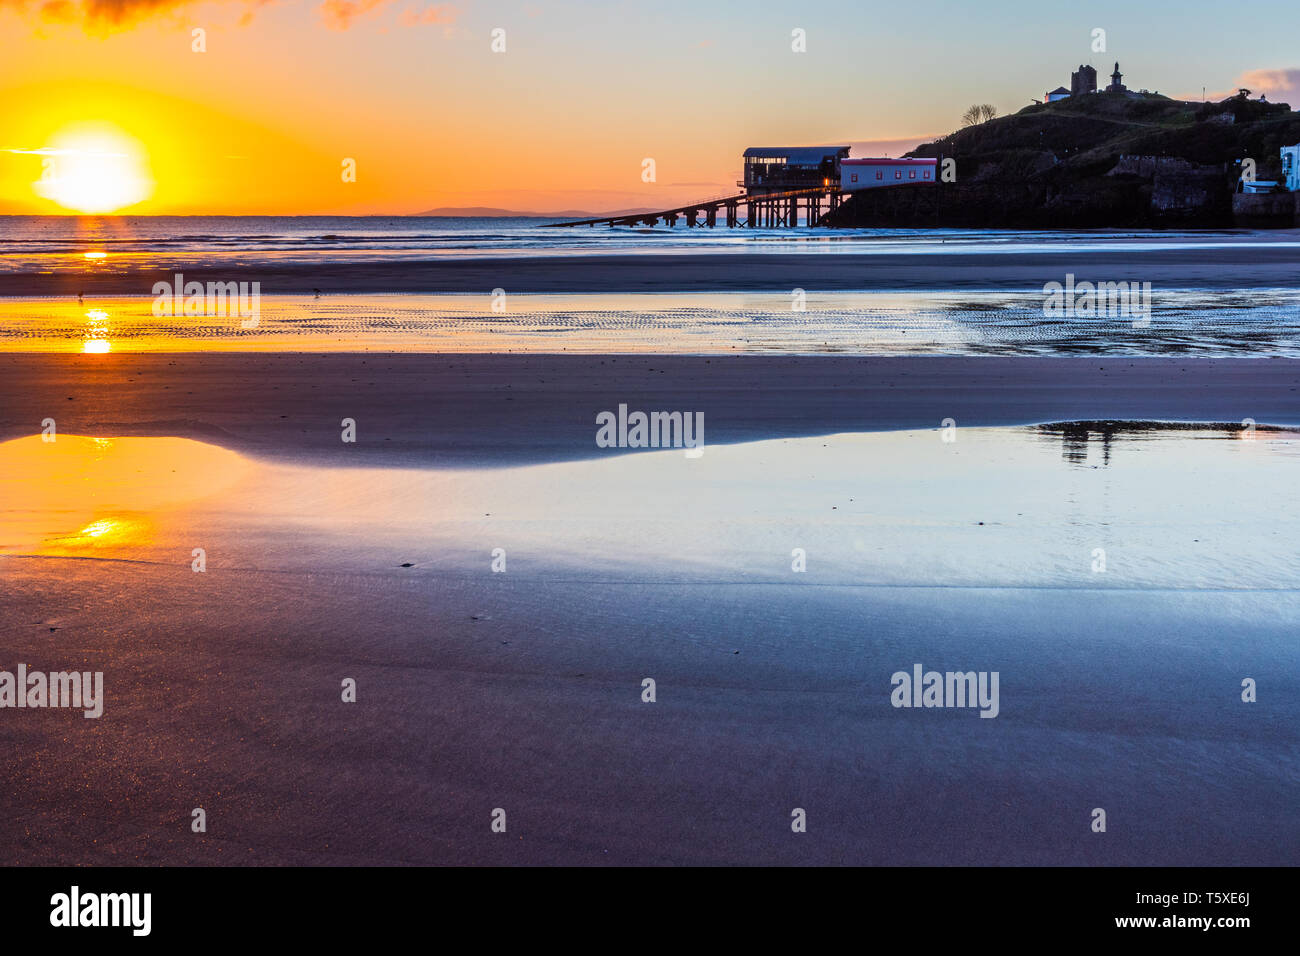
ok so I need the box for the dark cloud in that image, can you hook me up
[0,0,212,26]
[0,0,456,30]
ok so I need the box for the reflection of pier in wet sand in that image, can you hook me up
[1036,419,1292,467]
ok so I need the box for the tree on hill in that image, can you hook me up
[961,104,998,127]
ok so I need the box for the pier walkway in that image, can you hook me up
[544,184,847,228]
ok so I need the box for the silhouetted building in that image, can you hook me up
[1106,62,1127,93]
[1071,64,1097,97]
[742,146,850,194]
[1046,86,1070,102]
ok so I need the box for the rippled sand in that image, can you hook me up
[4,290,1300,355]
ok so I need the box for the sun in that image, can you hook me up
[34,123,152,214]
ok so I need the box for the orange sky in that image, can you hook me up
[1,0,1294,214]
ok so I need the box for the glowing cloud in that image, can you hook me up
[1199,68,1300,105]
[318,0,456,30]
[398,3,455,27]
[0,0,259,27]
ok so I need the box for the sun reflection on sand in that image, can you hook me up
[80,518,115,537]
[82,307,112,353]
[45,516,152,551]
[0,435,253,555]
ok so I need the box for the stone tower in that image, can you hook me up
[1071,64,1098,97]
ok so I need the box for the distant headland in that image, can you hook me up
[827,68,1300,229]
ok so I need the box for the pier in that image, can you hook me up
[545,184,848,229]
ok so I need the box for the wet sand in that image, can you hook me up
[1,426,1297,865]
[2,353,1300,468]
[3,355,1299,866]
[9,289,1300,355]
[5,243,1300,296]
[3,565,1295,865]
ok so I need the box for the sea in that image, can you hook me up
[0,214,1279,267]
[3,215,1300,355]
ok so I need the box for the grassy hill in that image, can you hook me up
[826,92,1300,228]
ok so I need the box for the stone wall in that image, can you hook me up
[1108,155,1200,179]
[1232,192,1296,227]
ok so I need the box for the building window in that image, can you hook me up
[924,170,931,179]
[909,170,916,179]
[895,170,902,179]
[876,171,883,180]
[851,173,858,183]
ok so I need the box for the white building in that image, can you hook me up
[841,158,938,191]
[1282,144,1300,192]
[1241,180,1279,194]
[1046,86,1070,102]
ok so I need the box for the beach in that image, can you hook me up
[1,350,1298,865]
[3,216,1300,868]
[2,353,1300,465]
